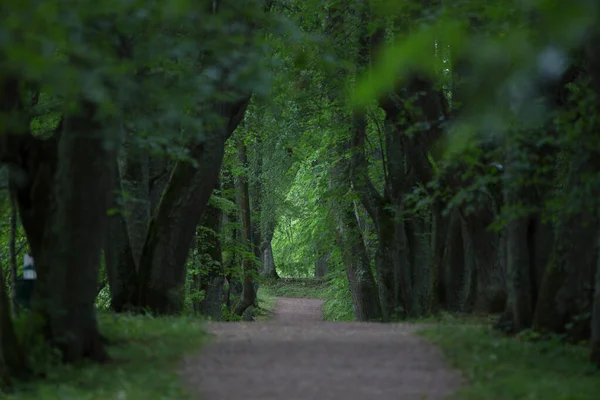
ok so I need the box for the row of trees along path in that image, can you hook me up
[182,296,461,400]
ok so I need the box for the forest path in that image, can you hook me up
[182,297,462,400]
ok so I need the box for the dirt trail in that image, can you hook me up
[182,297,462,400]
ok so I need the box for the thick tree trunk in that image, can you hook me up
[336,207,382,322]
[430,199,449,311]
[505,213,536,332]
[135,98,249,314]
[196,189,225,320]
[314,247,328,278]
[461,201,507,313]
[118,132,150,266]
[443,209,468,312]
[104,157,138,312]
[503,137,555,333]
[232,138,257,316]
[406,214,431,316]
[32,101,112,362]
[262,241,279,279]
[375,206,400,321]
[534,143,599,340]
[8,192,18,315]
[148,156,172,212]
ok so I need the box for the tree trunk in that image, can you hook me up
[8,192,18,315]
[430,199,449,311]
[262,241,279,279]
[443,209,468,312]
[591,228,600,367]
[232,138,257,316]
[118,132,150,267]
[135,98,249,314]
[375,205,400,321]
[406,214,431,316]
[336,206,382,322]
[196,188,225,320]
[314,246,328,278]
[461,200,507,313]
[32,101,112,362]
[503,137,557,333]
[534,146,599,340]
[104,156,138,312]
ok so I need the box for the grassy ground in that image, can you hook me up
[261,278,328,299]
[420,323,600,400]
[5,313,207,400]
[254,285,278,322]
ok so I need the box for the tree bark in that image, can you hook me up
[314,246,328,278]
[262,241,279,279]
[232,137,257,316]
[8,191,18,315]
[460,199,507,313]
[196,186,225,320]
[534,150,599,339]
[443,209,468,312]
[135,98,250,314]
[503,144,554,333]
[104,157,138,312]
[591,228,600,367]
[335,206,382,322]
[430,199,449,310]
[118,131,150,267]
[32,101,112,362]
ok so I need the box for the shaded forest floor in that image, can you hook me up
[182,296,461,399]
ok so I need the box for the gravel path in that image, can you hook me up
[182,297,462,400]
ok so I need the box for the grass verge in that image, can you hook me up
[6,313,207,400]
[420,323,600,400]
[254,286,278,322]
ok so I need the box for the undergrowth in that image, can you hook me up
[4,313,207,400]
[420,323,600,400]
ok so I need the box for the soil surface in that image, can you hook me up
[182,297,462,400]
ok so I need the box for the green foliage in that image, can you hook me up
[271,156,334,278]
[253,287,278,322]
[421,324,600,400]
[5,313,207,400]
[322,262,355,322]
